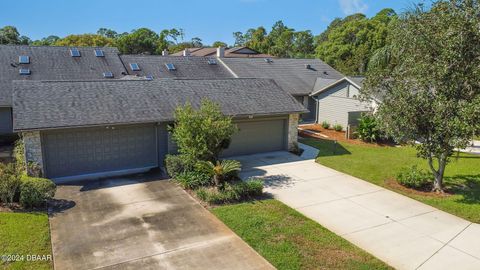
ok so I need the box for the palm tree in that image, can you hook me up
[197,160,241,188]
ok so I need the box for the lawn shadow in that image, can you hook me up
[445,174,480,205]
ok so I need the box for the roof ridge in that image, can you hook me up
[0,44,119,49]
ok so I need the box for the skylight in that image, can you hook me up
[207,59,217,65]
[94,49,105,57]
[130,63,141,71]
[103,72,114,78]
[19,68,31,75]
[165,63,176,71]
[264,58,273,63]
[145,75,154,80]
[19,55,30,64]
[70,48,81,57]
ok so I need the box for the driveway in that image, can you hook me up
[48,172,273,270]
[236,147,480,270]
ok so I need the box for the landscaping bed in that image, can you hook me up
[300,137,480,223]
[212,199,392,270]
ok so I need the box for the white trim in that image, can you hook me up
[310,77,362,96]
[217,57,239,78]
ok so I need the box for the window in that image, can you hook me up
[94,49,104,57]
[207,59,217,65]
[19,68,31,75]
[130,63,141,71]
[103,72,114,78]
[165,63,176,71]
[145,75,154,80]
[19,55,30,64]
[70,48,81,57]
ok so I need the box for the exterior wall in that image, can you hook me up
[314,81,371,128]
[23,131,44,175]
[0,107,13,134]
[288,114,299,150]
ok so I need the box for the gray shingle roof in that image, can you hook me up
[347,76,365,87]
[311,76,365,96]
[220,58,344,96]
[0,45,127,106]
[119,55,234,79]
[13,79,307,131]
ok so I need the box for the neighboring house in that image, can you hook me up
[310,76,372,128]
[0,45,127,135]
[13,79,306,182]
[170,46,274,58]
[220,57,344,122]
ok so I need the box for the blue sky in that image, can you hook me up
[1,0,417,45]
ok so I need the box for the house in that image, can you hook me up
[13,79,306,182]
[220,57,344,122]
[310,76,372,128]
[0,45,127,136]
[170,46,274,58]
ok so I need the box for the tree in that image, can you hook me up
[31,35,60,46]
[0,26,29,45]
[197,160,241,188]
[116,28,159,54]
[212,41,227,48]
[97,28,118,39]
[171,99,238,163]
[316,9,397,75]
[54,34,114,47]
[362,1,480,192]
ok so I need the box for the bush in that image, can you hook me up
[195,179,263,204]
[396,165,431,189]
[0,163,21,204]
[175,171,212,190]
[333,124,343,132]
[355,113,381,142]
[165,154,193,178]
[19,176,56,208]
[321,121,330,129]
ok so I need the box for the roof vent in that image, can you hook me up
[19,55,30,64]
[162,49,169,56]
[103,72,114,78]
[145,75,154,80]
[70,48,81,57]
[216,47,225,58]
[94,49,105,57]
[165,63,176,71]
[305,64,311,69]
[183,49,190,57]
[130,63,141,71]
[19,68,31,75]
[264,58,273,63]
[323,71,328,75]
[207,59,217,65]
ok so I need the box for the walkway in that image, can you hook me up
[235,146,480,270]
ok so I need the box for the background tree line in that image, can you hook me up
[0,8,396,75]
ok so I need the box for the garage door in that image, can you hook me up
[42,125,158,179]
[221,118,286,157]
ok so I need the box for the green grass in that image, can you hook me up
[300,137,480,223]
[0,212,53,270]
[212,199,391,270]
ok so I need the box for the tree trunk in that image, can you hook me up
[428,155,446,193]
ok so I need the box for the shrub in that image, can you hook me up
[396,165,431,189]
[196,159,242,188]
[321,121,330,129]
[355,113,381,142]
[333,124,343,132]
[19,176,56,208]
[175,171,212,190]
[0,163,21,204]
[165,154,193,178]
[195,179,263,204]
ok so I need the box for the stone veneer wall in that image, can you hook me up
[22,131,44,175]
[288,113,299,150]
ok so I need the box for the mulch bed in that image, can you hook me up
[384,178,453,198]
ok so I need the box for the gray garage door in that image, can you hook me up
[221,118,286,157]
[42,125,158,179]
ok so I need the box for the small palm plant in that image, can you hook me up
[197,160,242,188]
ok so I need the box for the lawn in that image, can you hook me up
[0,212,53,270]
[300,137,480,223]
[212,199,391,270]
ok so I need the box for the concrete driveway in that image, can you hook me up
[48,172,273,270]
[236,148,480,270]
